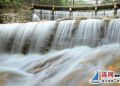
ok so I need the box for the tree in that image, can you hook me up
[59,0,86,6]
[102,0,115,4]
[0,0,23,6]
[115,0,120,3]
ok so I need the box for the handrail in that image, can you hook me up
[32,2,120,20]
[32,3,120,11]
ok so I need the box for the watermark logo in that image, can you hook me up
[89,70,120,84]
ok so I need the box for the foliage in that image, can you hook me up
[56,0,86,6]
[115,0,120,3]
[0,0,23,6]
[101,0,120,4]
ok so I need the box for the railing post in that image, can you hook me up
[51,4,54,20]
[114,2,117,17]
[95,6,97,16]
[40,10,42,20]
[95,0,98,16]
[69,7,72,19]
[32,0,35,5]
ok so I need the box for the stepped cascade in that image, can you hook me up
[33,9,120,20]
[0,19,120,86]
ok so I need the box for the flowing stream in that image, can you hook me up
[0,19,120,86]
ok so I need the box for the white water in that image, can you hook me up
[33,9,119,20]
[97,10,114,18]
[103,19,120,44]
[0,19,120,86]
[73,11,95,19]
[51,20,75,50]
[32,13,40,22]
[74,19,102,47]
[54,11,70,20]
[0,44,120,86]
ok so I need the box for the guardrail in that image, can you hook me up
[32,2,120,20]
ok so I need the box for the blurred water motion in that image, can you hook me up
[0,19,120,86]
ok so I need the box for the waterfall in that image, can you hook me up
[41,10,52,20]
[74,19,102,47]
[29,21,56,53]
[32,13,40,22]
[54,11,70,20]
[72,11,95,19]
[0,19,120,86]
[33,9,117,20]
[11,22,37,53]
[103,19,120,44]
[33,9,52,20]
[0,23,21,53]
[51,20,75,50]
[97,10,114,18]
[0,19,103,53]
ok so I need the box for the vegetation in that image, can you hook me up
[0,0,32,23]
[102,0,113,4]
[0,0,120,23]
[0,0,23,6]
[101,0,120,4]
[0,0,85,6]
[60,0,86,6]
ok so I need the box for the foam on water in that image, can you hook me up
[0,19,120,86]
[0,44,120,86]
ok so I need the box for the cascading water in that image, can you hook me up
[103,19,120,44]
[0,19,120,86]
[51,20,75,50]
[41,10,52,20]
[96,10,114,18]
[73,11,95,19]
[32,13,40,22]
[33,9,52,20]
[0,23,21,53]
[54,11,70,20]
[117,9,120,17]
[29,21,56,53]
[74,19,102,47]
[33,9,119,20]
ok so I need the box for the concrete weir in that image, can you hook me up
[0,18,118,54]
[0,18,120,86]
[32,3,120,20]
